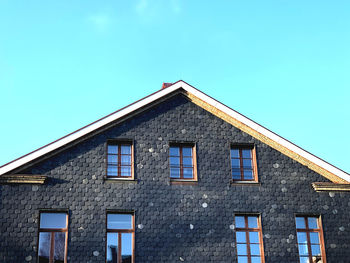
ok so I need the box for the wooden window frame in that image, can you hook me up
[231,145,258,182]
[37,211,68,263]
[106,140,134,180]
[106,211,135,263]
[295,215,327,263]
[169,142,197,182]
[234,214,265,263]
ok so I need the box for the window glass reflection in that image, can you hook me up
[169,147,179,156]
[107,214,132,229]
[107,233,118,263]
[237,244,247,255]
[54,232,66,263]
[40,213,66,229]
[308,218,318,229]
[249,232,259,243]
[38,232,51,262]
[247,217,258,228]
[295,217,306,229]
[236,232,246,243]
[121,233,132,263]
[235,216,245,228]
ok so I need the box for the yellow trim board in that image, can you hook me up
[312,182,350,192]
[0,174,47,184]
[184,91,348,184]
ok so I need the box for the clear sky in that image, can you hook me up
[0,0,349,173]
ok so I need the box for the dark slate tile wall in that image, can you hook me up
[1,94,350,263]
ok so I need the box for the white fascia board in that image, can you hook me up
[1,80,349,183]
[180,83,350,183]
[0,83,182,175]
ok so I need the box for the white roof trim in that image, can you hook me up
[1,80,349,182]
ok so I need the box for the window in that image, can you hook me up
[38,212,68,263]
[295,216,326,263]
[169,143,197,180]
[231,146,258,181]
[107,141,133,179]
[234,215,265,263]
[106,212,134,263]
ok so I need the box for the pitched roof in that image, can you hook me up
[1,80,349,183]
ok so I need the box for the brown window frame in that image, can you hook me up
[169,142,197,182]
[37,211,68,263]
[106,140,134,179]
[295,215,327,263]
[231,145,258,182]
[106,211,135,263]
[234,214,265,263]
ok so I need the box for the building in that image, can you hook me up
[0,80,349,263]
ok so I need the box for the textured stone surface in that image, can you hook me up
[1,94,350,262]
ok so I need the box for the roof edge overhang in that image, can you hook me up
[1,80,349,183]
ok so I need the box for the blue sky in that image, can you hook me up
[0,0,349,173]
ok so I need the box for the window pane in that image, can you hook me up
[121,145,131,154]
[170,147,179,156]
[182,157,193,166]
[242,149,252,158]
[248,217,258,228]
[298,244,309,256]
[310,232,320,244]
[249,232,259,243]
[251,257,261,263]
[243,170,254,180]
[238,256,248,263]
[183,168,193,179]
[232,169,241,179]
[250,244,261,255]
[121,156,131,165]
[121,167,131,177]
[121,233,133,263]
[108,155,118,164]
[40,213,67,229]
[299,257,309,263]
[108,145,118,154]
[231,149,239,158]
[54,232,66,263]
[107,233,118,263]
[243,159,252,169]
[308,218,318,229]
[237,244,247,255]
[235,216,245,228]
[107,166,118,176]
[107,214,132,229]
[311,244,321,256]
[295,217,306,229]
[297,232,307,244]
[170,168,180,178]
[182,147,192,157]
[38,232,51,262]
[170,157,180,166]
[236,231,246,243]
[231,159,240,168]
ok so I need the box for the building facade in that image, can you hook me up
[1,81,350,263]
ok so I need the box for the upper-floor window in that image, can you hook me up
[234,214,265,263]
[295,216,326,263]
[169,143,197,181]
[107,141,133,179]
[231,146,258,182]
[38,212,68,263]
[106,212,134,263]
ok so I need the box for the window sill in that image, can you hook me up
[170,179,198,185]
[230,180,261,186]
[104,178,138,184]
